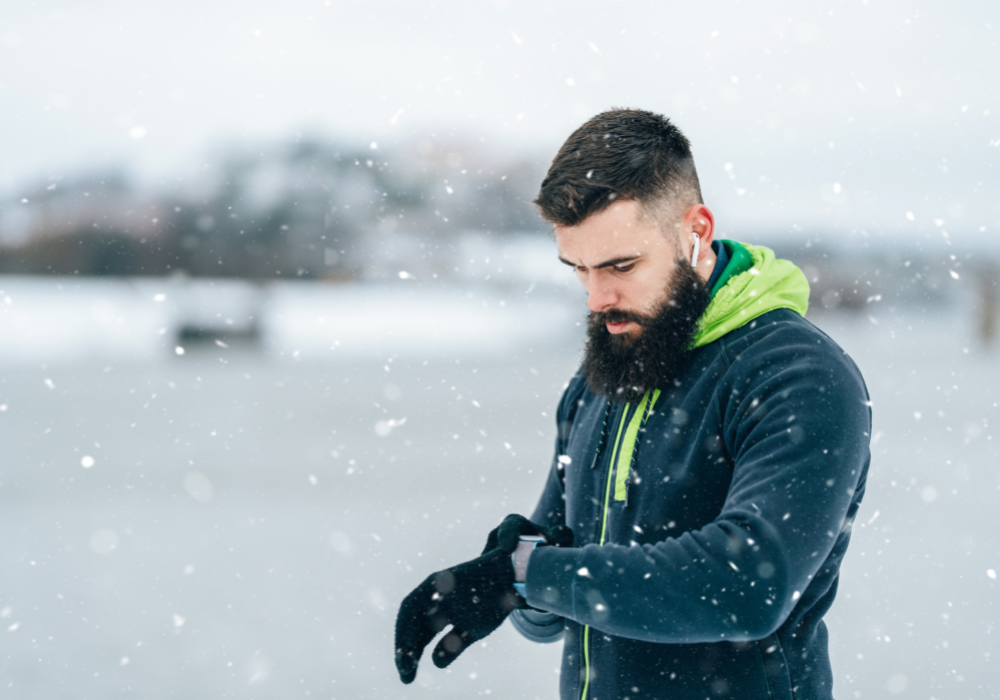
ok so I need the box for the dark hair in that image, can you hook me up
[534,108,703,232]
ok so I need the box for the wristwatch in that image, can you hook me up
[511,535,546,598]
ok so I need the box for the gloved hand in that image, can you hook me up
[480,514,575,555]
[394,514,573,684]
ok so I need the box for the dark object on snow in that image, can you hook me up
[176,322,261,348]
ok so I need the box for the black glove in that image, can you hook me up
[480,514,574,555]
[394,514,573,684]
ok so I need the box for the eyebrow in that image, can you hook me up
[558,255,639,270]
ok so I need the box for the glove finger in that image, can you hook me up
[395,580,451,684]
[544,524,574,548]
[496,514,544,552]
[480,525,500,555]
[434,605,510,669]
[431,627,476,669]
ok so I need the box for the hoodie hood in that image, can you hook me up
[692,242,810,349]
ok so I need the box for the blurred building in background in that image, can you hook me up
[0,135,545,282]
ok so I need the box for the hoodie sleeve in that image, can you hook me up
[522,325,872,644]
[509,608,566,643]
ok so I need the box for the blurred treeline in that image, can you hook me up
[0,134,995,331]
[0,136,546,280]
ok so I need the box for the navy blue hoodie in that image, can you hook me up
[512,247,872,700]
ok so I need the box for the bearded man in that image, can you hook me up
[395,109,872,700]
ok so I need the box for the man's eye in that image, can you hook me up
[614,263,635,273]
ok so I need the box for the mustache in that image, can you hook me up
[591,302,677,328]
[591,308,647,326]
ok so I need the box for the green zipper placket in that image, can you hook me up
[580,389,660,700]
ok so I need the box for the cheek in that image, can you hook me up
[632,273,669,313]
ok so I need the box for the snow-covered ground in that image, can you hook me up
[0,278,998,699]
[0,274,578,364]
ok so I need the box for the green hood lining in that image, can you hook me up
[692,240,810,349]
[709,240,755,298]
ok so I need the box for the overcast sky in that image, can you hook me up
[1,0,997,242]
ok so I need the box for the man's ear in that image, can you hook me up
[681,204,715,262]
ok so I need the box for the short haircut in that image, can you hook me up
[534,108,703,237]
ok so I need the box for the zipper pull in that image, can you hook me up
[592,401,613,469]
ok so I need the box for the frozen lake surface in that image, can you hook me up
[1,279,998,699]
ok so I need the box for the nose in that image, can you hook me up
[586,277,618,313]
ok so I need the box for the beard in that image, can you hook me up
[582,257,712,403]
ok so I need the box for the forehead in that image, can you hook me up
[554,200,674,261]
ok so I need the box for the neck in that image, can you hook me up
[696,244,718,284]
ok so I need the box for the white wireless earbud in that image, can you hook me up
[690,232,700,268]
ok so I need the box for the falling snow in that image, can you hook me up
[0,4,997,697]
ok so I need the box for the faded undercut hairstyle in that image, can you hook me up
[533,108,703,239]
